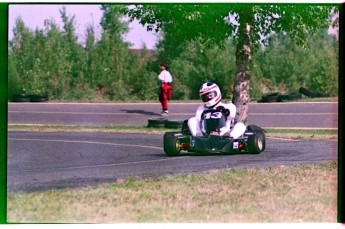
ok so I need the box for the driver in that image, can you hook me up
[188,82,246,139]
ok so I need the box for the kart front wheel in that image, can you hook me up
[163,132,182,156]
[247,133,265,154]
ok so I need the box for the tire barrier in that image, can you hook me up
[261,92,281,103]
[12,93,30,102]
[298,87,330,98]
[277,92,302,102]
[11,93,49,102]
[259,87,329,103]
[298,87,317,98]
[165,120,184,129]
[30,94,49,102]
[316,92,331,98]
[147,118,167,128]
[147,118,184,129]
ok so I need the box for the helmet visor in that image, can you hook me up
[201,91,217,102]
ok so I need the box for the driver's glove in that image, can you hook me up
[216,106,230,117]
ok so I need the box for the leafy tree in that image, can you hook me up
[9,17,35,94]
[8,54,21,97]
[251,29,338,97]
[304,30,338,95]
[84,24,97,86]
[8,7,85,99]
[170,39,237,100]
[95,4,133,99]
[125,3,338,123]
[59,6,85,88]
[95,4,159,101]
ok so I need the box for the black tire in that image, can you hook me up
[261,92,280,103]
[181,120,191,135]
[299,87,317,98]
[277,93,290,102]
[163,132,182,156]
[148,118,167,128]
[165,120,184,129]
[247,125,266,152]
[316,92,330,98]
[277,92,302,102]
[30,94,49,102]
[247,125,267,133]
[288,92,302,101]
[247,133,265,154]
[12,93,30,102]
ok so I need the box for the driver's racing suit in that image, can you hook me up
[187,102,246,139]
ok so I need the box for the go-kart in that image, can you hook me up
[163,109,266,156]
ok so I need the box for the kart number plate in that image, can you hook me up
[233,142,239,149]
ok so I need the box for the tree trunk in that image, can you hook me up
[232,8,253,124]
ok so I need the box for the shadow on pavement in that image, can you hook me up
[121,109,159,116]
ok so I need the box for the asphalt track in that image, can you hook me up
[8,102,338,128]
[7,131,337,193]
[7,102,338,192]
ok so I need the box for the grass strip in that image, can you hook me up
[8,124,338,140]
[7,162,337,223]
[8,97,338,103]
[265,128,338,140]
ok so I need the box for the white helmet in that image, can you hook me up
[199,82,222,108]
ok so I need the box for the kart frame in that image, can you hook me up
[163,122,266,156]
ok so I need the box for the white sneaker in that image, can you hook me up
[161,110,169,116]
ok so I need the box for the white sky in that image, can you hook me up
[8,4,158,49]
[8,3,339,49]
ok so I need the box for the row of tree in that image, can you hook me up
[8,4,338,105]
[126,4,339,122]
[9,5,158,101]
[164,30,338,101]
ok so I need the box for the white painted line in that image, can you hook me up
[262,127,338,130]
[9,137,163,150]
[8,111,193,116]
[9,111,155,115]
[250,101,338,104]
[8,101,338,105]
[267,137,338,142]
[7,124,338,130]
[250,113,338,115]
[266,137,302,141]
[7,110,338,116]
[8,156,185,173]
[8,138,186,172]
[8,102,162,105]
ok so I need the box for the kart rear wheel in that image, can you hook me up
[247,133,265,154]
[247,125,266,152]
[181,120,191,135]
[163,132,182,156]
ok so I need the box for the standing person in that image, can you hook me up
[157,63,173,116]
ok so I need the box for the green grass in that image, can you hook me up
[265,128,338,140]
[9,96,338,103]
[8,124,338,140]
[7,162,337,223]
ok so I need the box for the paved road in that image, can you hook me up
[7,131,337,193]
[8,102,338,128]
[7,101,339,192]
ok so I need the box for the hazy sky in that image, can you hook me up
[8,3,339,49]
[8,4,158,49]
